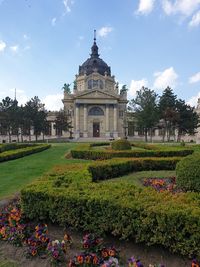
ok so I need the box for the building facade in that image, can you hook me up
[62,36,128,139]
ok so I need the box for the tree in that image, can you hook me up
[176,99,199,141]
[130,87,159,142]
[54,110,71,137]
[158,87,178,142]
[24,96,47,141]
[0,97,20,142]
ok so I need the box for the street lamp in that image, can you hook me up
[123,110,128,139]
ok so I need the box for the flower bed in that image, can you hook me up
[143,177,177,192]
[0,200,180,267]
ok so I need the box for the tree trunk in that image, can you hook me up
[145,129,148,142]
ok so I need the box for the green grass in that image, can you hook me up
[102,170,176,186]
[0,143,86,199]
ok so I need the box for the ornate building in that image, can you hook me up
[63,34,128,139]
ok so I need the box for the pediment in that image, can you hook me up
[75,90,118,100]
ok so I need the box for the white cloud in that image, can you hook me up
[162,0,200,17]
[128,79,148,99]
[43,94,63,111]
[10,45,19,53]
[97,27,113,37]
[189,10,200,26]
[63,0,73,13]
[153,67,178,90]
[24,45,31,51]
[187,92,200,107]
[136,0,155,15]
[51,17,57,26]
[189,72,200,83]
[23,34,29,40]
[0,40,6,52]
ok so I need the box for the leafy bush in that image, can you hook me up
[88,157,181,181]
[21,165,200,258]
[111,139,131,150]
[176,154,200,192]
[0,143,36,153]
[0,144,51,162]
[71,146,193,160]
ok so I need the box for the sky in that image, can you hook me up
[0,0,200,111]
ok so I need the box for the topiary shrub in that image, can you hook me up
[111,139,131,150]
[176,153,200,192]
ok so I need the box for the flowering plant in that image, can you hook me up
[82,233,103,253]
[128,256,144,267]
[143,177,177,192]
[47,239,68,266]
[25,223,49,258]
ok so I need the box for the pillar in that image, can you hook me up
[75,104,80,139]
[113,104,118,138]
[83,104,88,137]
[105,104,110,138]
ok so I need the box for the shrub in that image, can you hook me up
[176,154,200,192]
[88,157,181,181]
[111,139,131,151]
[0,144,51,162]
[21,168,200,258]
[70,147,193,160]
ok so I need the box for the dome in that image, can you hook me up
[78,38,111,76]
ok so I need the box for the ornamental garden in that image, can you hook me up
[0,140,200,266]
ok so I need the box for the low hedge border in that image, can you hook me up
[0,143,37,153]
[88,157,182,181]
[21,164,200,258]
[0,144,51,162]
[71,147,193,160]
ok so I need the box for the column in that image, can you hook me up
[83,104,88,137]
[113,104,118,138]
[105,104,110,138]
[51,122,56,137]
[75,104,80,139]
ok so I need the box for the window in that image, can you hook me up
[88,107,104,116]
[88,79,104,90]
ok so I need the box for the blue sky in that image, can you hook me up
[0,0,200,110]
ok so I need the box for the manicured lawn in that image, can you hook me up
[102,170,176,187]
[0,143,84,199]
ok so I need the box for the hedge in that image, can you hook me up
[88,157,182,181]
[0,144,51,162]
[0,143,36,153]
[71,147,194,160]
[21,164,200,258]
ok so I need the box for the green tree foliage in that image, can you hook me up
[130,87,159,142]
[54,110,71,136]
[176,99,199,141]
[158,87,178,142]
[24,96,47,141]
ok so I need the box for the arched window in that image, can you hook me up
[88,107,104,116]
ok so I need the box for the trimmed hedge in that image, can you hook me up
[111,139,131,150]
[21,164,200,258]
[176,153,200,192]
[0,144,51,162]
[88,157,182,181]
[0,143,36,153]
[71,147,194,160]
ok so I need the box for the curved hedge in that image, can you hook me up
[0,144,51,162]
[0,143,36,153]
[176,154,200,192]
[71,147,194,160]
[21,163,200,258]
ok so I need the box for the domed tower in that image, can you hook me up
[63,31,128,139]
